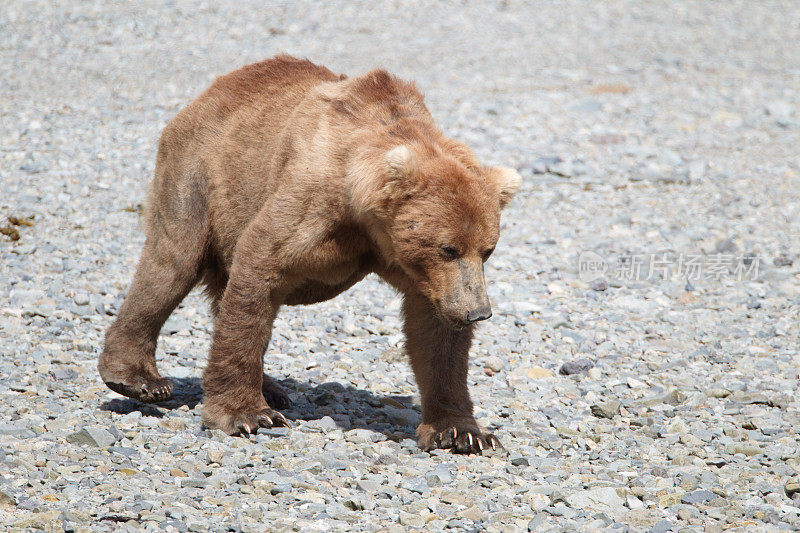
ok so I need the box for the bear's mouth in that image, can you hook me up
[432,300,471,330]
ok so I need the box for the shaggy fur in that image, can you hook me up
[98,55,520,454]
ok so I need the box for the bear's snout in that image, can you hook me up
[436,259,492,328]
[465,305,492,323]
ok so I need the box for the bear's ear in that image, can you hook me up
[347,146,417,220]
[488,166,521,209]
[386,145,417,178]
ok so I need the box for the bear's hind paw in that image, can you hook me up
[104,376,173,404]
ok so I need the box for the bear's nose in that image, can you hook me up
[465,306,492,323]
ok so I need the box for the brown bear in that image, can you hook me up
[98,55,520,454]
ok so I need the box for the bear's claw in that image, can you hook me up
[418,422,503,455]
[104,377,174,404]
[229,408,291,436]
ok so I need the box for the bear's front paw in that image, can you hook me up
[417,420,503,455]
[203,403,291,436]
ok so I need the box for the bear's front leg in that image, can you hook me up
[402,293,502,454]
[202,257,290,435]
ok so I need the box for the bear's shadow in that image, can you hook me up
[100,375,419,442]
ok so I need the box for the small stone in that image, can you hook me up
[72,293,90,306]
[162,316,192,334]
[650,519,675,533]
[380,347,406,362]
[766,100,794,125]
[627,377,646,388]
[681,490,717,505]
[565,487,624,512]
[158,418,187,431]
[714,237,738,254]
[259,427,290,437]
[399,511,425,528]
[270,483,291,495]
[591,401,621,419]
[550,318,576,334]
[66,427,118,447]
[667,418,688,434]
[440,492,473,506]
[345,428,381,443]
[357,479,380,493]
[400,477,429,494]
[590,279,608,291]
[14,511,61,529]
[52,368,78,380]
[343,498,364,511]
[626,495,644,510]
[570,99,603,114]
[529,493,550,511]
[0,490,16,509]
[509,454,530,467]
[526,366,552,379]
[305,416,337,431]
[547,282,565,296]
[206,449,225,463]
[784,481,800,498]
[694,429,714,442]
[657,493,684,507]
[731,444,763,457]
[457,505,484,522]
[180,478,210,489]
[774,253,793,267]
[61,509,89,524]
[170,367,194,379]
[544,503,576,518]
[587,367,602,380]
[559,358,594,375]
[483,355,505,372]
[425,464,454,485]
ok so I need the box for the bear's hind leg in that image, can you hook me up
[99,223,206,403]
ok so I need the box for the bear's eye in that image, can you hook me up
[482,247,495,261]
[440,245,460,260]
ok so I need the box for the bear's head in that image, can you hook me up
[350,144,520,329]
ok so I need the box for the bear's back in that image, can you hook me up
[200,55,344,116]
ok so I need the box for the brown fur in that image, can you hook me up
[98,55,520,454]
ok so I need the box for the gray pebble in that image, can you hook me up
[591,401,621,419]
[681,489,717,505]
[400,477,430,494]
[649,519,675,533]
[559,358,595,375]
[66,427,118,447]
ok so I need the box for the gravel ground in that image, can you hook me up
[2,1,800,531]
